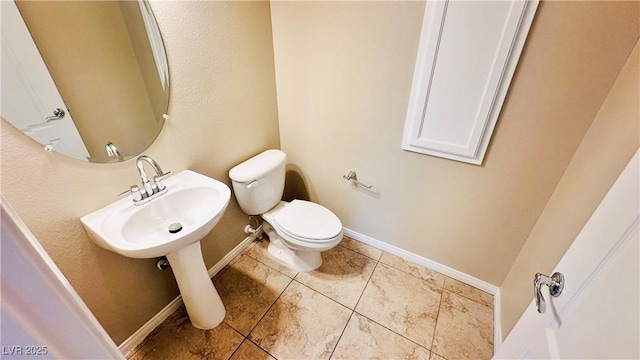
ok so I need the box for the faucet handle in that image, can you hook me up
[118,185,143,202]
[153,171,171,192]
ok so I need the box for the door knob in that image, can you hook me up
[534,272,564,314]
[45,108,65,122]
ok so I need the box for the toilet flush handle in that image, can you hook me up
[247,180,259,189]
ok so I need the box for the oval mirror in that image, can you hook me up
[1,0,169,163]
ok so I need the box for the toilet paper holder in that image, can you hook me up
[342,170,373,189]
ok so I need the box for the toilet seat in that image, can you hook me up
[263,200,343,246]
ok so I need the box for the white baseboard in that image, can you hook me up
[118,296,184,358]
[342,228,498,293]
[493,288,502,352]
[341,227,502,351]
[118,229,262,358]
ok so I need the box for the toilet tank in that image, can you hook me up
[229,149,287,215]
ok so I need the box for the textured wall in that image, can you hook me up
[271,1,639,285]
[500,40,640,340]
[1,1,279,344]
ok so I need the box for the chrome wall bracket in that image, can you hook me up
[342,170,373,189]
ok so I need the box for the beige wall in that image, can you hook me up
[1,1,279,344]
[119,1,168,126]
[16,1,159,162]
[500,41,640,339]
[271,1,639,285]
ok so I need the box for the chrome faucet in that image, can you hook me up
[119,155,170,205]
[137,155,165,194]
[105,142,124,162]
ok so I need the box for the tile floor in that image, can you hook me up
[129,236,494,360]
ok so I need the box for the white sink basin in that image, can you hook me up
[81,169,230,329]
[81,170,230,259]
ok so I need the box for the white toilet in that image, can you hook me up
[229,149,343,272]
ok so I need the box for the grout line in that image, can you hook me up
[132,236,480,360]
[242,251,298,280]
[351,259,439,353]
[378,258,494,310]
[246,338,278,360]
[336,242,382,261]
[224,326,246,360]
[226,342,242,360]
[351,309,432,353]
[430,288,446,355]
[246,279,353,360]
[376,259,446,287]
[242,246,488,360]
[444,288,494,310]
[242,242,299,280]
[217,246,296,356]
[342,228,498,295]
[221,318,253,341]
[328,311,355,360]
[291,279,355,311]
[245,278,294,339]
[288,245,379,309]
[246,242,379,311]
[336,242,381,262]
[352,259,380,311]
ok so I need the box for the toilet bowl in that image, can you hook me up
[229,150,343,271]
[262,200,343,271]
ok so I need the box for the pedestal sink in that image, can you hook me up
[81,170,230,329]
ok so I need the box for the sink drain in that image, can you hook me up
[168,222,183,234]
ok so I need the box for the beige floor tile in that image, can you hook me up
[432,291,493,360]
[443,277,493,308]
[245,240,299,278]
[211,242,256,282]
[338,236,383,260]
[249,281,351,360]
[430,352,447,360]
[355,264,441,349]
[332,313,431,360]
[230,340,275,360]
[295,245,376,308]
[379,252,445,287]
[129,306,243,360]
[214,254,292,335]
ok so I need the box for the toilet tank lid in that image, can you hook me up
[229,149,286,183]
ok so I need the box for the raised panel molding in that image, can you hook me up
[402,0,538,165]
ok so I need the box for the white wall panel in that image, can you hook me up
[403,0,538,164]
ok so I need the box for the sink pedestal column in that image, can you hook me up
[165,241,225,329]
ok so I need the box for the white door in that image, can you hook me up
[1,1,90,160]
[495,149,640,359]
[1,198,124,359]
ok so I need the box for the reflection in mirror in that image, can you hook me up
[1,0,169,163]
